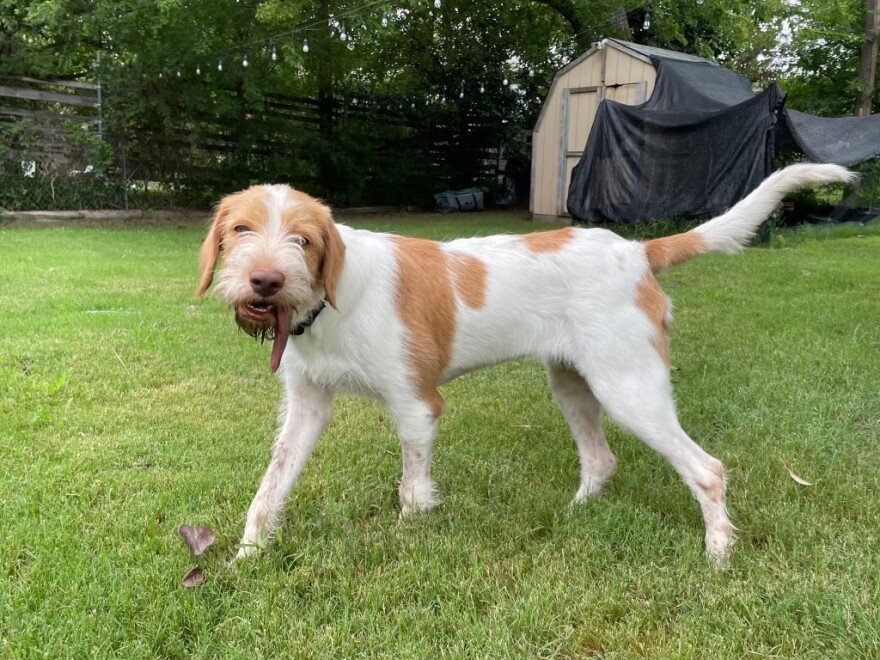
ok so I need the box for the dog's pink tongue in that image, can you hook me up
[270,307,291,373]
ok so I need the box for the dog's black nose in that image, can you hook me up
[249,269,285,296]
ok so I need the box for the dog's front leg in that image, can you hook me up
[237,380,333,558]
[390,395,443,516]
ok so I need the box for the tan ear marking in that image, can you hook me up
[320,213,346,309]
[196,204,226,298]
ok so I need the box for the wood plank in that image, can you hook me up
[557,88,570,216]
[2,75,97,91]
[0,85,99,108]
[0,106,96,123]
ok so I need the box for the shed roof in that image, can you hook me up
[606,39,718,65]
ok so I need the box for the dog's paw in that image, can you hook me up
[570,477,608,506]
[398,500,437,519]
[398,479,440,518]
[706,547,731,571]
[235,541,262,560]
[705,526,735,570]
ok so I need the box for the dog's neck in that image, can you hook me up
[290,299,326,336]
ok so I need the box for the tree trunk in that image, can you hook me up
[611,7,633,41]
[856,0,880,116]
[532,0,591,50]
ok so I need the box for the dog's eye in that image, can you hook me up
[233,225,249,234]
[292,235,309,247]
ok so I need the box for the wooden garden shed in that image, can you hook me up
[531,38,710,221]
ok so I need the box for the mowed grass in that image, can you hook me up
[1,212,879,658]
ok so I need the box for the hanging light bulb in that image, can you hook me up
[302,38,309,53]
[196,65,201,75]
[643,13,651,29]
[218,59,223,72]
[340,26,348,42]
[528,68,534,78]
[158,72,164,79]
[271,45,277,61]
[434,0,441,8]
[242,53,249,67]
[176,69,181,78]
[503,77,509,86]
[381,12,388,27]
[480,82,485,94]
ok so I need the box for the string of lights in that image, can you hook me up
[134,0,656,108]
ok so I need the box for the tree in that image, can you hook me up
[1,0,872,209]
[856,0,880,116]
[776,0,872,116]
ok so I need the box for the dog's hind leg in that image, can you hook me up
[389,394,443,516]
[574,341,733,566]
[237,380,333,559]
[546,362,617,503]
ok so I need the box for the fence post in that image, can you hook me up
[93,52,103,140]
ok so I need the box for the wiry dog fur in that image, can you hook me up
[196,164,856,566]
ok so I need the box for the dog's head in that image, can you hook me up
[196,185,345,371]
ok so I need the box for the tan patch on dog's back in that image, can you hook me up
[521,227,575,254]
[393,237,456,416]
[644,231,707,273]
[635,272,671,367]
[449,252,488,309]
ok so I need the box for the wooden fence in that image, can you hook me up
[1,73,516,209]
[0,75,100,167]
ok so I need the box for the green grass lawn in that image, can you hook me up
[2,213,879,658]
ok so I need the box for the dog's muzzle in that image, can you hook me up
[235,302,292,374]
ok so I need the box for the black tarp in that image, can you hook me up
[783,110,880,167]
[566,40,880,223]
[640,58,754,111]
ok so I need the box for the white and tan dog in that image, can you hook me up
[197,164,854,565]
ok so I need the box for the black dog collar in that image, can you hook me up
[290,299,326,336]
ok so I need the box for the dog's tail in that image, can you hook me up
[644,164,858,273]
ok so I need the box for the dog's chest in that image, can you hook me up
[285,336,386,397]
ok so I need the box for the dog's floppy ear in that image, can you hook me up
[320,211,346,310]
[196,200,230,298]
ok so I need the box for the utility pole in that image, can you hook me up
[856,0,880,117]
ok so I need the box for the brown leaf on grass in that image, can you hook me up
[182,566,205,588]
[178,524,216,556]
[801,269,812,276]
[787,469,814,486]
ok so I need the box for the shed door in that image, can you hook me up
[558,87,601,216]
[558,81,648,216]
